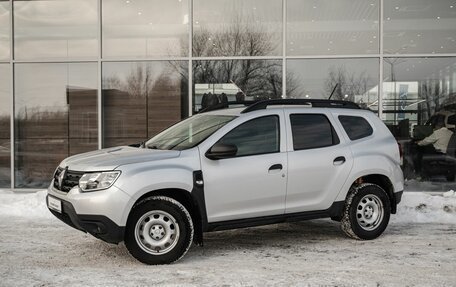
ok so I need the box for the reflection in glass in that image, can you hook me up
[193,0,282,56]
[103,0,189,58]
[0,1,9,61]
[14,63,98,188]
[384,0,456,54]
[286,59,379,109]
[383,57,456,189]
[0,64,10,187]
[192,59,282,112]
[287,0,379,55]
[102,61,188,147]
[14,0,98,60]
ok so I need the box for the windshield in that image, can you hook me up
[145,114,236,150]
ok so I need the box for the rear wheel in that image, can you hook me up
[341,184,391,240]
[125,196,194,264]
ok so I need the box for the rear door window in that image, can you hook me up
[290,114,339,150]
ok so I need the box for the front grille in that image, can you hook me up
[53,167,84,193]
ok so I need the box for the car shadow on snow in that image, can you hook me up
[78,219,346,265]
[183,219,348,262]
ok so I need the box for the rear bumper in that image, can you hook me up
[47,195,125,244]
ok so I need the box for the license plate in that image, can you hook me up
[48,196,62,213]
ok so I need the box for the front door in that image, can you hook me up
[201,114,287,223]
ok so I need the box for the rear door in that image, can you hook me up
[284,110,353,213]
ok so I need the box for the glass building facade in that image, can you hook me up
[0,0,455,190]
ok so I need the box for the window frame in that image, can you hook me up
[289,113,340,151]
[211,115,281,159]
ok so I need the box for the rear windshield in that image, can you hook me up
[145,115,236,150]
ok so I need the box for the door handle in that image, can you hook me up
[269,164,283,171]
[333,156,346,165]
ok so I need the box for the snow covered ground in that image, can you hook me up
[0,190,455,286]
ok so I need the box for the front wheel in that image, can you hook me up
[125,196,194,264]
[341,184,391,240]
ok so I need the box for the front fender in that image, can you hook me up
[114,166,194,226]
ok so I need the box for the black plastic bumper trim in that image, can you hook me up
[47,195,125,244]
[395,190,403,205]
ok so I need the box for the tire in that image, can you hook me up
[125,196,194,265]
[341,183,391,240]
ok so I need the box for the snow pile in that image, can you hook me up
[0,189,51,218]
[393,192,456,224]
[443,190,456,197]
[0,189,455,224]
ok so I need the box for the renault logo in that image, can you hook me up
[58,167,68,190]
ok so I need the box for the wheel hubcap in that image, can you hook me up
[356,194,384,231]
[135,210,180,255]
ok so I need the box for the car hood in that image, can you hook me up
[60,146,181,171]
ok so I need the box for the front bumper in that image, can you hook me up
[47,195,125,244]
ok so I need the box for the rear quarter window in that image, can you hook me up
[339,115,373,141]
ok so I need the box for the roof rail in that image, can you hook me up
[197,101,257,114]
[241,99,360,113]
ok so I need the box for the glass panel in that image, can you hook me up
[287,0,379,55]
[0,1,9,61]
[384,0,456,54]
[193,0,282,56]
[290,114,337,150]
[145,115,235,150]
[193,59,282,113]
[14,0,98,60]
[102,61,188,147]
[103,0,189,58]
[339,115,373,140]
[218,116,280,157]
[0,64,10,187]
[382,57,456,190]
[286,58,379,110]
[15,63,98,188]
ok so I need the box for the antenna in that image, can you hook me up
[328,83,338,100]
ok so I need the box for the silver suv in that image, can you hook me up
[47,99,404,265]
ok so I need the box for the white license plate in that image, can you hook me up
[48,196,62,213]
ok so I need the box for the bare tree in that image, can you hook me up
[324,65,371,102]
[421,80,445,119]
[187,17,287,100]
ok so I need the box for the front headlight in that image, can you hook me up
[79,171,121,192]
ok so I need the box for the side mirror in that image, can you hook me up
[206,143,238,160]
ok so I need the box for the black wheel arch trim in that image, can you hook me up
[191,170,208,246]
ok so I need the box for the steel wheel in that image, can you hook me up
[356,194,384,231]
[341,184,391,240]
[135,210,180,255]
